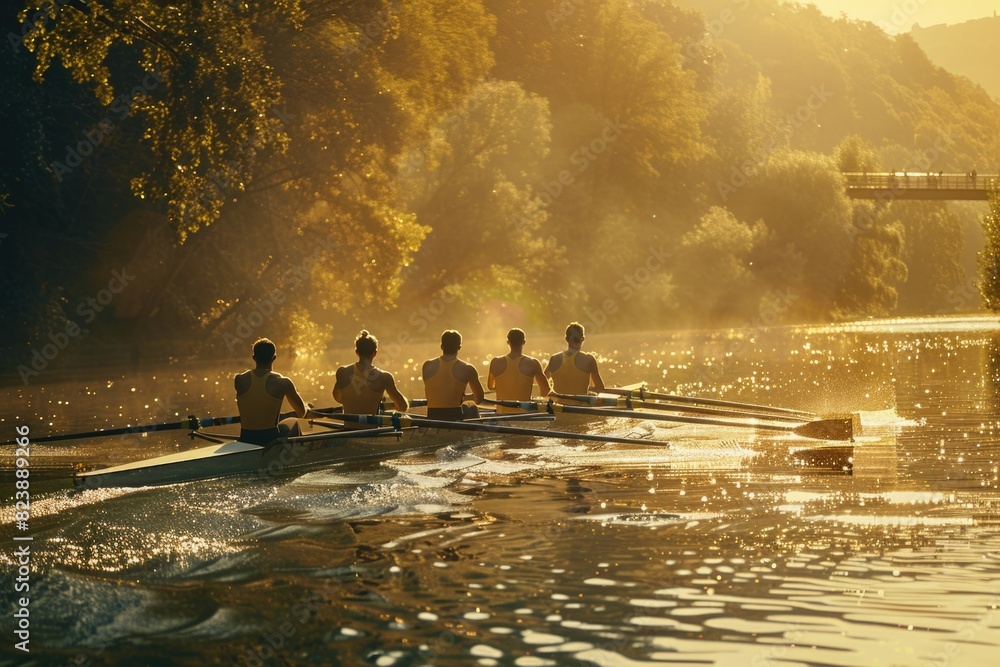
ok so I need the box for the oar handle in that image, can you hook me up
[550,392,630,408]
[481,397,544,411]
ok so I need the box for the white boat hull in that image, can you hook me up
[73,423,506,490]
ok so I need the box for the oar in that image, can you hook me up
[311,414,669,447]
[406,395,481,409]
[546,403,852,441]
[10,414,245,445]
[599,386,816,420]
[15,406,335,445]
[464,412,554,423]
[550,392,807,424]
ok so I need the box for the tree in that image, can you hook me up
[395,80,570,322]
[895,202,966,314]
[835,135,880,173]
[836,205,907,318]
[728,150,855,320]
[673,206,765,325]
[979,185,1000,312]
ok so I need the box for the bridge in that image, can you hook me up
[843,172,997,201]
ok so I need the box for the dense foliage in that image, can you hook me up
[2,0,998,370]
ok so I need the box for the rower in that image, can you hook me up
[544,321,605,398]
[421,329,485,420]
[333,330,409,427]
[234,338,310,445]
[487,327,550,414]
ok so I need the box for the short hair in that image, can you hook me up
[252,338,276,362]
[507,328,525,345]
[565,322,585,340]
[355,330,378,357]
[440,330,462,355]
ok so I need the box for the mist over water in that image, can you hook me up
[2,317,999,665]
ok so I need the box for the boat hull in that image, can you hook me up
[72,422,525,490]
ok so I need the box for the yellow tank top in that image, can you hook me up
[340,364,383,415]
[550,350,591,395]
[237,371,283,430]
[494,354,535,414]
[425,358,466,408]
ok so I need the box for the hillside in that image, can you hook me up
[5,0,1000,366]
[911,15,1000,100]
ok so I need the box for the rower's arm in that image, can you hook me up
[468,369,486,404]
[534,362,551,397]
[589,359,606,393]
[543,355,559,378]
[283,378,308,418]
[384,374,409,412]
[332,367,350,404]
[486,358,499,391]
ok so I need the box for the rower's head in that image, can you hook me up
[251,338,276,366]
[355,330,378,359]
[565,322,585,349]
[507,327,525,350]
[441,330,462,355]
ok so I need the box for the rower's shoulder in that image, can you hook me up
[519,353,543,369]
[266,371,296,388]
[370,365,395,381]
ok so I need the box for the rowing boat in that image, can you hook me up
[71,409,653,489]
[71,416,530,490]
[70,388,851,489]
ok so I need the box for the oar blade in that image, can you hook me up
[791,418,854,441]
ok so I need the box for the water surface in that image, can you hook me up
[2,318,1000,666]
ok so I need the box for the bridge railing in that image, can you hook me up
[843,172,999,191]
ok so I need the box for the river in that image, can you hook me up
[2,317,1000,666]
